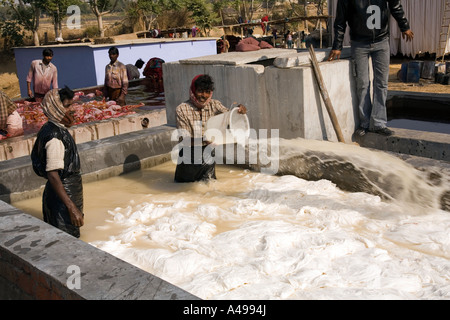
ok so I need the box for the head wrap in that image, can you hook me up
[189,74,213,109]
[41,88,66,123]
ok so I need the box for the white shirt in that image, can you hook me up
[45,138,65,172]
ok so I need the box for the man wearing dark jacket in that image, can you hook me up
[31,87,84,238]
[328,0,414,136]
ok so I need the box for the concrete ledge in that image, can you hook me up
[355,128,450,162]
[0,125,177,203]
[179,48,290,65]
[0,108,167,161]
[273,47,352,68]
[0,201,199,300]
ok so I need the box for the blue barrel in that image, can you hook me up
[398,62,408,82]
[407,61,421,83]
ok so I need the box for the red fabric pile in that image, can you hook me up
[235,37,273,52]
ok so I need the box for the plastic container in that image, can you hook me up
[397,62,408,82]
[205,107,250,145]
[406,61,421,83]
[421,61,435,80]
[446,61,450,74]
[436,63,446,74]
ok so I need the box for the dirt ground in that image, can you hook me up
[1,36,449,98]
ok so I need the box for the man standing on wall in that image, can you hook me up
[328,0,414,136]
[26,48,58,103]
[103,46,128,106]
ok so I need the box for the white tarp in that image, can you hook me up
[328,0,450,57]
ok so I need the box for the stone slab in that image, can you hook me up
[273,47,352,68]
[354,127,450,162]
[179,48,292,65]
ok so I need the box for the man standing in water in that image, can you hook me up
[103,46,128,106]
[31,86,84,238]
[26,48,58,103]
[328,0,414,136]
[174,74,247,182]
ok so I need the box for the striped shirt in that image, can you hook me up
[176,99,229,139]
[26,60,58,95]
[0,90,17,130]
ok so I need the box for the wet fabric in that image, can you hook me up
[43,173,83,238]
[143,58,165,82]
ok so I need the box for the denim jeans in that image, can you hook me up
[351,38,390,130]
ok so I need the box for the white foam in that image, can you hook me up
[88,164,450,300]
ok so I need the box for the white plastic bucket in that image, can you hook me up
[205,107,250,145]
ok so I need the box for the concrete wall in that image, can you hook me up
[15,38,217,97]
[0,108,166,162]
[163,62,269,131]
[163,49,358,142]
[0,125,177,203]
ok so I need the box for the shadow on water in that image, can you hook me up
[0,184,11,204]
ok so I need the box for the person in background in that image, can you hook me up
[31,86,84,238]
[174,74,247,183]
[0,90,23,140]
[103,46,128,106]
[143,57,165,91]
[261,15,269,35]
[328,0,414,137]
[26,48,58,103]
[126,58,145,80]
[285,30,293,49]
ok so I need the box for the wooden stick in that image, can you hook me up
[308,45,346,143]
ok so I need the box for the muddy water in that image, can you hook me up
[12,156,450,300]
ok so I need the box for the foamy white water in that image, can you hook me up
[80,161,450,300]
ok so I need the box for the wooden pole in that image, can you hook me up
[308,44,346,143]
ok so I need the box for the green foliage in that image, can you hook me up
[84,25,100,37]
[0,19,25,50]
[184,0,219,33]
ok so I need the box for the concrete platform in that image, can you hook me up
[164,48,358,142]
[355,128,449,162]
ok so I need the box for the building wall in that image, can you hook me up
[14,39,217,97]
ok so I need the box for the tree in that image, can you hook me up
[88,0,119,37]
[2,0,41,46]
[40,0,78,41]
[0,20,25,50]
[185,0,219,35]
[126,0,179,32]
